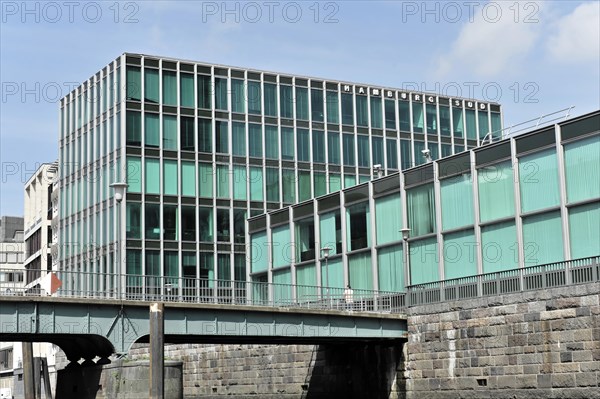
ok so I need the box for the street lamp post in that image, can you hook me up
[400,228,411,291]
[110,182,128,300]
[321,247,331,306]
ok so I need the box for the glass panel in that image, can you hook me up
[387,139,398,170]
[491,112,502,138]
[312,130,325,163]
[378,245,404,291]
[372,137,383,167]
[181,206,196,241]
[197,118,212,153]
[398,101,410,132]
[296,263,317,299]
[233,166,247,200]
[519,148,559,213]
[163,160,178,196]
[439,106,451,136]
[329,174,341,192]
[522,211,563,266]
[266,168,279,202]
[465,109,476,140]
[181,161,196,197]
[281,127,294,160]
[217,254,231,280]
[247,81,261,115]
[272,225,291,268]
[198,207,213,242]
[250,167,264,201]
[197,75,212,109]
[311,89,324,122]
[264,83,277,117]
[298,171,311,202]
[327,132,340,164]
[162,71,177,106]
[478,110,490,139]
[249,124,262,158]
[282,169,296,203]
[217,208,230,242]
[198,163,213,198]
[232,121,246,156]
[231,79,245,113]
[295,218,315,261]
[357,135,370,167]
[273,268,292,303]
[216,165,229,198]
[426,104,437,135]
[385,99,396,130]
[180,73,194,108]
[344,175,356,188]
[144,113,159,147]
[164,251,179,280]
[400,139,412,170]
[348,252,373,290]
[443,229,477,279]
[321,257,344,290]
[296,87,309,120]
[343,134,355,166]
[481,221,518,273]
[126,202,141,239]
[180,116,195,151]
[412,102,424,133]
[569,202,600,258]
[564,135,600,203]
[251,232,268,273]
[297,129,310,162]
[145,204,160,240]
[215,78,228,111]
[126,111,141,146]
[441,173,474,230]
[163,205,178,241]
[407,184,435,237]
[126,66,141,101]
[356,96,368,127]
[375,193,402,245]
[199,252,215,282]
[326,91,339,124]
[145,158,160,194]
[163,115,178,150]
[346,202,370,251]
[314,172,327,197]
[442,144,452,157]
[370,97,382,129]
[341,93,353,125]
[233,209,246,244]
[144,68,159,103]
[215,120,228,154]
[410,237,438,284]
[478,161,515,223]
[280,85,293,118]
[453,107,464,137]
[320,211,341,255]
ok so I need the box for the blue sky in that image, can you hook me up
[1,0,599,216]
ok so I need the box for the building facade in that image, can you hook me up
[57,53,502,295]
[247,111,600,295]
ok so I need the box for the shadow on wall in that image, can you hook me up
[302,343,406,399]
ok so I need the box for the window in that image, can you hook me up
[280,85,293,118]
[145,203,160,239]
[180,116,195,151]
[126,66,141,101]
[370,97,382,129]
[296,218,315,262]
[198,207,213,242]
[145,158,160,194]
[478,161,515,223]
[375,193,402,245]
[282,169,295,203]
[348,252,372,290]
[297,129,310,162]
[410,237,439,284]
[163,115,177,150]
[197,118,212,153]
[320,211,342,255]
[372,137,384,167]
[386,139,398,170]
[251,232,268,273]
[272,225,291,267]
[341,93,353,125]
[217,209,230,242]
[440,106,451,136]
[249,124,262,157]
[478,110,490,139]
[412,102,424,133]
[144,113,159,147]
[326,91,339,124]
[385,99,396,130]
[346,202,370,251]
[426,104,437,134]
[264,83,277,117]
[453,107,464,137]
[314,172,327,197]
[481,221,518,273]
[163,205,178,241]
[441,173,474,230]
[298,171,311,202]
[344,174,356,188]
[215,78,228,111]
[250,167,264,201]
[126,111,141,146]
[357,135,370,167]
[522,211,563,266]
[215,120,228,154]
[144,68,159,103]
[399,101,410,132]
[266,168,279,202]
[216,165,229,198]
[180,73,194,108]
[181,206,196,241]
[569,202,600,258]
[327,132,340,164]
[232,122,246,156]
[248,81,261,115]
[564,135,600,203]
[233,166,247,200]
[265,125,278,159]
[281,127,294,160]
[491,112,502,138]
[378,245,404,291]
[443,230,477,279]
[233,209,246,243]
[163,160,178,195]
[342,134,355,166]
[296,87,309,120]
[198,163,213,197]
[126,202,141,239]
[519,148,559,213]
[407,184,436,237]
[181,161,196,197]
[356,95,368,127]
[231,79,245,113]
[311,89,324,122]
[312,130,325,163]
[197,75,212,109]
[465,109,476,140]
[162,71,177,106]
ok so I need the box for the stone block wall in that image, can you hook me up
[405,282,600,398]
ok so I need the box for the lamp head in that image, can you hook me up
[110,182,128,203]
[400,228,411,241]
[321,247,331,259]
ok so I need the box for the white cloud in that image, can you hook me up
[546,2,600,63]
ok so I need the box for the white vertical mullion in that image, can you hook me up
[555,124,571,265]
[472,151,483,276]
[340,190,349,286]
[368,181,378,292]
[433,161,444,281]
[399,171,410,286]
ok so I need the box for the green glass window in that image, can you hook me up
[217,254,231,280]
[439,106,451,136]
[248,81,261,115]
[198,163,213,198]
[465,109,476,140]
[412,102,424,133]
[357,135,370,167]
[164,251,179,280]
[126,250,142,278]
[441,173,474,230]
[410,237,439,284]
[216,165,229,198]
[144,68,159,103]
[126,66,141,101]
[272,225,291,268]
[180,116,194,151]
[215,78,228,111]
[162,71,177,106]
[163,115,178,150]
[564,135,600,203]
[163,160,178,195]
[296,87,309,120]
[569,202,600,258]
[126,157,141,193]
[266,168,279,202]
[250,167,264,201]
[348,252,373,290]
[478,110,490,139]
[426,104,437,135]
[343,134,355,166]
[215,120,228,154]
[265,125,279,159]
[233,166,247,200]
[145,158,160,194]
[197,75,211,109]
[387,139,399,170]
[378,245,404,291]
[314,172,327,197]
[298,171,311,202]
[399,101,410,132]
[375,193,402,245]
[181,206,196,242]
[481,221,518,273]
[453,107,464,137]
[346,202,370,251]
[233,210,246,244]
[370,97,383,129]
[478,161,515,223]
[217,208,230,242]
[327,132,340,164]
[126,111,141,146]
[249,124,262,158]
[329,174,341,193]
[443,229,477,279]
[144,113,159,147]
[491,112,502,138]
[341,93,353,125]
[326,91,339,124]
[181,161,196,197]
[273,268,292,302]
[199,252,214,280]
[407,184,436,237]
[280,85,293,118]
[197,118,212,153]
[522,211,564,266]
[297,129,310,162]
[442,144,452,157]
[320,211,341,255]
[163,205,178,241]
[321,257,344,290]
[311,89,324,122]
[180,73,194,108]
[251,231,268,273]
[312,130,325,163]
[295,217,315,262]
[372,137,384,167]
[198,207,213,242]
[344,175,356,188]
[231,79,245,113]
[296,263,317,299]
[355,95,368,127]
[519,148,559,213]
[264,83,277,117]
[282,169,296,203]
[385,99,396,130]
[232,122,246,156]
[126,202,141,239]
[281,127,294,160]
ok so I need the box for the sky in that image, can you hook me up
[1,0,599,216]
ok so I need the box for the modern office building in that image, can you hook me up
[247,111,600,294]
[57,53,502,295]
